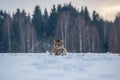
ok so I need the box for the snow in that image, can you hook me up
[0,53,120,80]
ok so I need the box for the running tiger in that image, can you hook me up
[52,40,67,55]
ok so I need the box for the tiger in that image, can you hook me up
[52,40,67,55]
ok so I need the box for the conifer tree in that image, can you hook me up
[0,10,4,52]
[48,5,57,37]
[32,5,43,40]
[43,8,49,38]
[84,7,91,24]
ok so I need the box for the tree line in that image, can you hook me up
[0,3,120,53]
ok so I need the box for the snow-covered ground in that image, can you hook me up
[0,53,120,80]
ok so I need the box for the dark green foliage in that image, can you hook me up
[103,40,109,52]
[57,4,62,15]
[10,9,21,52]
[43,8,49,38]
[48,5,57,37]
[83,7,91,24]
[32,5,43,40]
[11,9,21,44]
[0,11,3,52]
[80,6,84,15]
[92,10,103,26]
[0,10,9,52]
[92,10,106,52]
[0,4,120,53]
[61,3,78,16]
[11,41,20,53]
[11,21,20,43]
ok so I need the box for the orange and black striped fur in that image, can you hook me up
[52,40,66,55]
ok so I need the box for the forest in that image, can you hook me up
[0,3,120,53]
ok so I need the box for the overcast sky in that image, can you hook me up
[0,0,120,21]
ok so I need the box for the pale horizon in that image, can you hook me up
[0,0,120,21]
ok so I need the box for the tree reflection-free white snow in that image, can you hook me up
[0,53,120,80]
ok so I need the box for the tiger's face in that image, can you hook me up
[54,40,64,49]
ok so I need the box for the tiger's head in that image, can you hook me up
[53,40,64,50]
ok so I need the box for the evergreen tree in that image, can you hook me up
[48,5,57,37]
[43,8,49,38]
[92,11,100,25]
[16,8,20,15]
[83,7,91,24]
[11,10,21,52]
[32,5,43,40]
[57,4,62,15]
[27,13,31,21]
[43,8,48,21]
[103,40,109,52]
[92,10,105,52]
[61,3,78,16]
[80,6,84,15]
[0,10,4,52]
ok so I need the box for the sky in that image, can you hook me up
[0,0,120,21]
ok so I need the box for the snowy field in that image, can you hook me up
[0,53,120,80]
